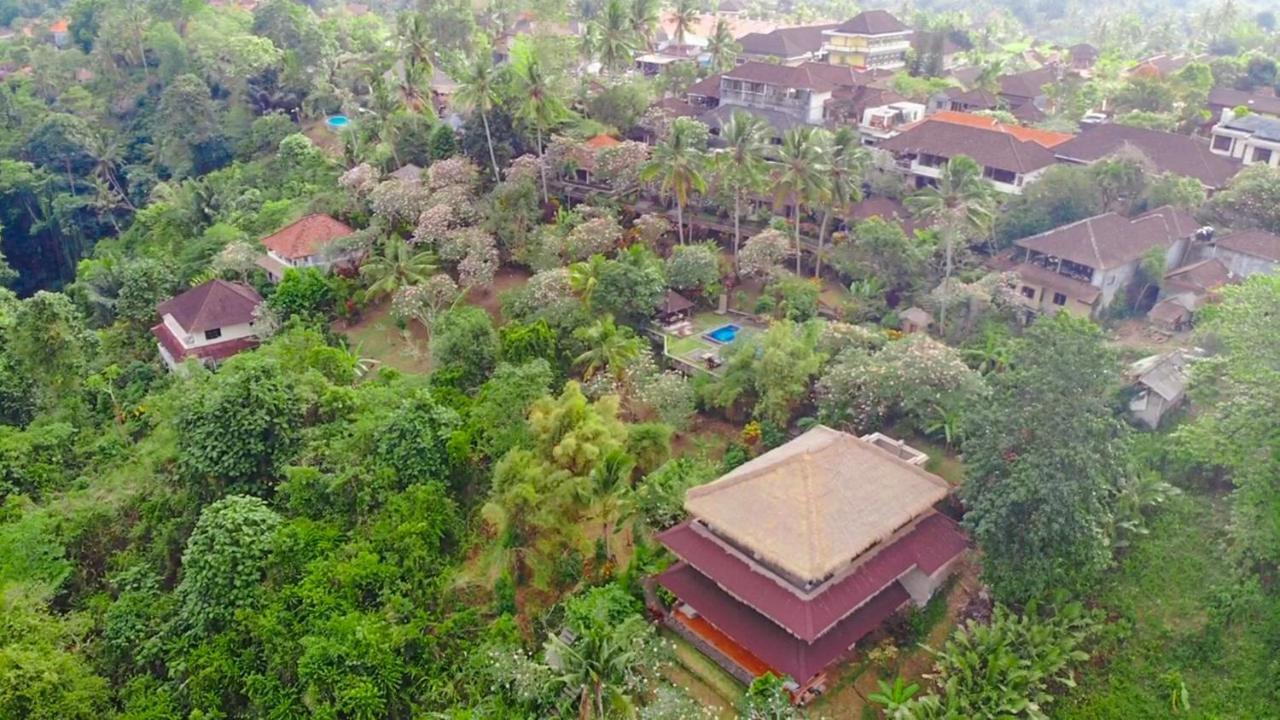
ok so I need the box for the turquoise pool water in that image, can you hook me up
[706,324,741,343]
[326,115,350,130]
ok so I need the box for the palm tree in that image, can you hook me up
[594,0,640,73]
[452,49,505,183]
[360,237,438,300]
[814,127,868,279]
[629,0,660,50]
[712,111,769,272]
[669,0,700,49]
[396,11,434,78]
[641,118,706,245]
[544,617,647,720]
[573,315,644,379]
[568,254,610,309]
[773,126,831,275]
[587,448,635,560]
[510,42,570,204]
[706,17,740,72]
[905,155,995,334]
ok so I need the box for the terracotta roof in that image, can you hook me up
[929,110,1074,148]
[700,104,804,136]
[658,511,966,642]
[659,563,910,682]
[584,133,621,149]
[737,23,837,59]
[1163,258,1236,295]
[1207,87,1280,116]
[1053,124,1242,188]
[1130,53,1195,78]
[156,280,261,333]
[260,214,355,260]
[1010,100,1047,123]
[831,9,910,35]
[652,97,700,118]
[944,87,1000,109]
[152,322,259,363]
[1014,206,1194,271]
[1216,229,1280,261]
[999,67,1057,101]
[879,117,1058,174]
[49,19,68,33]
[683,426,951,584]
[1013,263,1102,304]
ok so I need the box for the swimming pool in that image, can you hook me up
[325,115,350,131]
[705,323,741,344]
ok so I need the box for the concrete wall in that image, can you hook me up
[163,314,256,349]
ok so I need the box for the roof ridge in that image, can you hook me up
[1085,216,1105,270]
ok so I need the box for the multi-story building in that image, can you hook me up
[656,426,967,702]
[1208,110,1280,168]
[151,280,263,370]
[822,10,913,69]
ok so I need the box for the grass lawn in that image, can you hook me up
[661,311,761,374]
[660,628,743,718]
[335,302,432,375]
[1054,491,1280,719]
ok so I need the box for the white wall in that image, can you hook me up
[163,314,256,349]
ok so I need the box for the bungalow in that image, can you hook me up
[997,66,1058,118]
[1068,43,1100,72]
[877,115,1060,194]
[1208,110,1280,168]
[737,24,837,66]
[1127,350,1199,429]
[822,10,913,70]
[656,426,966,702]
[857,99,926,145]
[1011,205,1198,318]
[1205,87,1280,124]
[1053,123,1243,191]
[256,214,358,283]
[49,19,69,48]
[151,280,263,370]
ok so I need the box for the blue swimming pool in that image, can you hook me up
[325,114,350,130]
[705,324,741,343]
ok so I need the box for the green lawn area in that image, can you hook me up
[660,311,762,373]
[1054,491,1280,719]
[659,628,742,718]
[336,303,432,375]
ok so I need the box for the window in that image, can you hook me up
[1052,292,1067,306]
[204,328,222,341]
[1252,146,1273,164]
[1211,134,1233,152]
[1021,286,1036,299]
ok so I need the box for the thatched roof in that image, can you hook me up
[684,426,951,583]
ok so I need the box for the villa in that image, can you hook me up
[256,214,358,282]
[822,10,913,70]
[656,426,967,703]
[878,115,1060,194]
[151,280,263,370]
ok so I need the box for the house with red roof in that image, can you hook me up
[878,114,1061,194]
[152,280,263,370]
[655,426,967,703]
[255,214,358,282]
[49,19,69,48]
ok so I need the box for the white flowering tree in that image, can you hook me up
[389,274,460,336]
[213,241,261,281]
[369,180,434,227]
[664,243,722,295]
[594,140,650,190]
[631,213,672,250]
[737,229,790,281]
[427,156,480,192]
[564,215,624,262]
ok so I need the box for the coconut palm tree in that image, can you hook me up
[360,237,438,300]
[509,41,570,204]
[641,118,706,245]
[706,17,740,72]
[814,127,868,279]
[712,111,769,271]
[630,0,660,50]
[452,48,504,183]
[544,616,647,720]
[669,0,700,49]
[773,126,831,275]
[573,315,644,379]
[568,254,610,309]
[587,448,635,560]
[905,154,995,334]
[594,0,640,73]
[396,11,434,78]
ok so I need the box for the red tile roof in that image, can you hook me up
[584,134,621,149]
[659,563,910,682]
[156,280,261,333]
[657,512,966,642]
[879,117,1058,174]
[1014,206,1195,271]
[831,9,910,35]
[260,214,355,260]
[1053,124,1242,188]
[49,19,69,33]
[1216,229,1280,261]
[929,110,1074,148]
[1163,258,1236,294]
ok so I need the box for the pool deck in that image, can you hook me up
[660,312,762,375]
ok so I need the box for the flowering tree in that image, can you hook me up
[452,230,500,290]
[665,243,721,295]
[412,204,454,247]
[737,229,789,281]
[594,140,650,189]
[389,274,460,334]
[427,156,480,192]
[213,241,261,281]
[564,215,624,261]
[339,162,379,198]
[370,180,434,227]
[816,334,986,434]
[632,213,672,250]
[506,154,542,185]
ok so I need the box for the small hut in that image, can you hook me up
[900,306,933,334]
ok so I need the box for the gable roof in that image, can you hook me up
[1164,258,1236,295]
[157,280,262,333]
[878,117,1058,174]
[1069,43,1099,61]
[261,214,355,260]
[1014,206,1194,270]
[1053,123,1243,188]
[1130,351,1191,401]
[683,425,951,583]
[929,110,1074,148]
[1216,228,1280,261]
[944,86,1000,109]
[831,9,910,35]
[686,72,723,99]
[722,60,861,93]
[737,23,837,59]
[999,66,1057,100]
[1207,87,1280,116]
[1217,112,1280,142]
